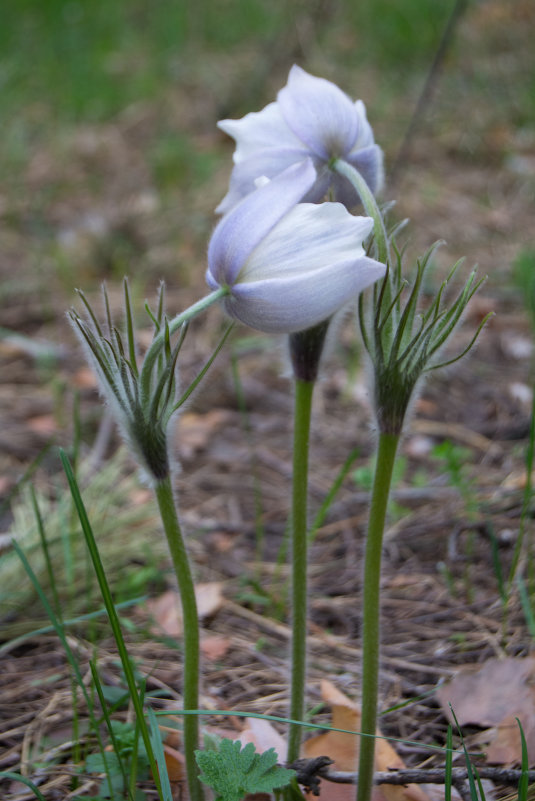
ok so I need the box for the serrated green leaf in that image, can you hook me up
[195,739,295,801]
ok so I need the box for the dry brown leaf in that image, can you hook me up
[27,414,57,435]
[162,743,186,783]
[437,656,535,765]
[200,634,231,661]
[237,717,287,761]
[304,680,430,801]
[144,582,224,636]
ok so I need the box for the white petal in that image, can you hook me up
[207,159,316,287]
[277,65,359,161]
[218,102,303,164]
[242,202,374,282]
[215,146,310,214]
[227,255,385,334]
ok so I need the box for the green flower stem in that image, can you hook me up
[357,431,400,801]
[287,377,315,765]
[332,159,388,267]
[141,287,228,403]
[154,476,204,801]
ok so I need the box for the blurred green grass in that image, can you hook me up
[1,0,448,123]
[1,0,533,299]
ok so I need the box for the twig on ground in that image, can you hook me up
[317,764,535,789]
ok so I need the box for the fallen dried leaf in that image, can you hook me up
[437,656,535,765]
[304,681,430,801]
[162,743,185,783]
[27,414,57,435]
[201,634,231,661]
[237,717,287,762]
[143,582,224,637]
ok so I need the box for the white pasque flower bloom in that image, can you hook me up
[206,159,386,334]
[217,65,383,214]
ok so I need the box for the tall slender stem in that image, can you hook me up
[154,476,204,801]
[332,159,389,267]
[287,378,315,765]
[357,432,399,801]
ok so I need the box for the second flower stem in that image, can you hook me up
[287,377,315,765]
[357,431,399,801]
[154,476,203,801]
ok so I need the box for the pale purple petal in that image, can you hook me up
[215,146,310,214]
[242,203,374,282]
[346,144,384,196]
[226,255,385,334]
[207,158,316,287]
[353,100,375,148]
[218,102,303,164]
[277,66,359,161]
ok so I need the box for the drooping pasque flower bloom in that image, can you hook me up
[206,159,386,334]
[217,65,383,214]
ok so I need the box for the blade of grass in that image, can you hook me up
[509,385,535,586]
[90,659,133,801]
[517,576,535,639]
[148,707,174,801]
[11,539,114,795]
[450,706,481,800]
[445,724,453,801]
[31,487,61,617]
[0,773,47,801]
[518,717,529,801]
[308,447,360,544]
[59,448,164,800]
[153,708,483,757]
[0,596,146,656]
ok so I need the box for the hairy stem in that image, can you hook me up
[357,432,399,801]
[287,378,315,765]
[154,476,203,801]
[333,159,388,267]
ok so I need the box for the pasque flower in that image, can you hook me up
[217,65,383,214]
[206,159,386,334]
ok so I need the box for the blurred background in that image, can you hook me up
[1,0,534,484]
[1,0,533,297]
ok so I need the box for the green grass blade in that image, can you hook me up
[518,717,530,801]
[31,486,61,617]
[445,724,453,801]
[0,597,146,656]
[11,539,92,709]
[90,658,132,801]
[450,706,481,800]
[0,772,47,801]
[154,708,483,757]
[11,539,113,772]
[517,576,535,639]
[148,707,174,801]
[510,387,535,586]
[59,448,164,800]
[308,447,360,544]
